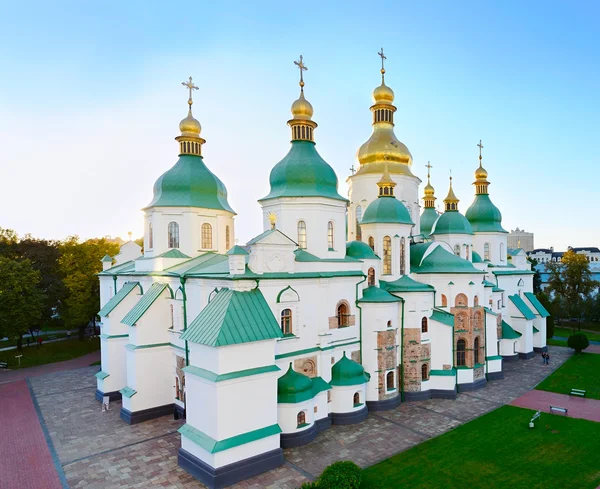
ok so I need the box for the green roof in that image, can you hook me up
[465,194,507,233]
[509,294,537,320]
[492,270,535,276]
[277,363,313,403]
[294,249,361,263]
[524,292,551,317]
[533,325,540,333]
[260,140,347,202]
[122,283,170,326]
[311,376,332,397]
[97,259,136,276]
[145,154,235,213]
[380,275,434,293]
[98,281,141,317]
[492,286,504,292]
[346,241,379,260]
[420,208,439,238]
[410,243,484,274]
[430,210,473,235]
[226,245,249,256]
[430,308,454,327]
[101,254,113,263]
[159,249,191,259]
[501,320,522,339]
[472,251,484,263]
[178,423,281,454]
[507,248,523,256]
[482,280,496,288]
[358,286,401,303]
[181,288,283,347]
[330,352,370,386]
[483,306,498,316]
[247,228,297,246]
[361,196,414,225]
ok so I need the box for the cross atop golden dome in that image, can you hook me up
[473,139,490,194]
[423,161,436,208]
[176,76,205,156]
[288,55,317,141]
[377,161,397,196]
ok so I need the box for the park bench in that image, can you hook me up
[570,388,586,397]
[549,405,568,416]
[0,361,7,368]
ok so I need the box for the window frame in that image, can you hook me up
[168,221,180,249]
[281,308,293,335]
[201,223,213,249]
[456,339,466,366]
[383,236,392,275]
[297,220,307,249]
[327,221,334,250]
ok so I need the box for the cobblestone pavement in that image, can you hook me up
[28,346,571,489]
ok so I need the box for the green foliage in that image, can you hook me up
[299,483,317,489]
[0,337,100,369]
[567,332,590,353]
[318,461,362,489]
[0,257,45,345]
[536,352,599,399]
[528,257,542,293]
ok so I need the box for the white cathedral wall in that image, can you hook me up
[472,232,508,265]
[510,318,534,354]
[484,312,500,359]
[418,274,485,309]
[429,320,453,371]
[99,276,114,308]
[188,340,277,375]
[123,345,172,412]
[330,383,367,413]
[99,336,128,394]
[360,223,413,281]
[278,400,315,434]
[429,233,473,261]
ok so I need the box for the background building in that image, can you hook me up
[508,228,534,252]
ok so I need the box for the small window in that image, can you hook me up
[327,391,332,403]
[484,242,490,261]
[297,411,306,427]
[421,317,428,333]
[383,236,392,274]
[466,246,470,260]
[500,243,505,261]
[148,222,154,249]
[455,293,468,307]
[456,339,466,366]
[281,309,292,335]
[474,337,480,365]
[368,267,375,286]
[314,405,318,414]
[337,302,349,327]
[400,237,406,275]
[421,363,429,381]
[454,244,461,256]
[298,221,307,249]
[386,371,395,390]
[225,225,230,250]
[353,392,360,406]
[168,222,180,249]
[327,221,334,250]
[368,236,374,250]
[474,295,479,307]
[387,320,392,328]
[356,206,363,241]
[169,304,174,329]
[201,223,212,249]
[441,294,448,307]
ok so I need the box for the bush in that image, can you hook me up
[317,461,362,489]
[546,316,555,339]
[299,483,317,489]
[567,332,589,353]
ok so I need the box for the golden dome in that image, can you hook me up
[291,91,313,121]
[373,82,394,105]
[475,164,488,180]
[424,181,435,196]
[179,110,201,137]
[355,126,413,176]
[444,177,459,205]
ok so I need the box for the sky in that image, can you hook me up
[0,0,598,251]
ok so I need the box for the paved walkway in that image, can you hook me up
[511,389,600,422]
[587,344,600,354]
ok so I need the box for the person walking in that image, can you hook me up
[541,352,546,364]
[546,351,550,365]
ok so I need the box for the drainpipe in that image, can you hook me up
[400,298,405,402]
[354,275,367,364]
[112,275,118,296]
[484,313,489,381]
[453,311,457,394]
[179,277,189,368]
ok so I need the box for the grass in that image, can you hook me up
[554,327,600,342]
[89,360,101,366]
[360,405,600,489]
[557,320,600,333]
[547,338,567,347]
[0,332,71,349]
[0,338,100,369]
[535,352,600,400]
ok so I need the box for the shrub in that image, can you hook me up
[299,483,317,489]
[567,332,589,353]
[546,316,555,339]
[317,461,362,489]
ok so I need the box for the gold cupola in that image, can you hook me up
[377,162,397,196]
[444,176,460,211]
[288,55,317,142]
[473,139,490,195]
[423,162,436,209]
[355,48,413,177]
[175,76,205,156]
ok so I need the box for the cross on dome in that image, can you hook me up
[378,47,386,81]
[294,55,308,89]
[477,139,484,162]
[181,76,199,107]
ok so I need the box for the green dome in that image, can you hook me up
[277,363,313,403]
[472,251,483,263]
[430,211,473,235]
[260,141,346,202]
[330,352,370,386]
[465,194,508,233]
[145,155,235,213]
[410,242,482,274]
[361,197,414,225]
[420,208,439,237]
[346,241,379,260]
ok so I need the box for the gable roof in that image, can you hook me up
[98,282,141,317]
[430,308,454,327]
[501,320,522,339]
[508,294,536,320]
[247,229,297,246]
[122,283,171,326]
[380,275,435,293]
[411,243,484,275]
[358,286,401,303]
[523,292,551,317]
[181,288,283,347]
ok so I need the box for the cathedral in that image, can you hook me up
[96,54,549,489]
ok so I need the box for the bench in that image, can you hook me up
[570,388,586,397]
[549,405,568,416]
[0,361,7,368]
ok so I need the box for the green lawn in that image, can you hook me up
[557,321,600,333]
[361,405,600,489]
[547,338,567,347]
[535,352,600,400]
[0,338,100,369]
[554,327,600,342]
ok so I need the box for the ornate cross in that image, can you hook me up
[477,139,484,161]
[350,164,356,175]
[378,48,386,72]
[181,76,199,106]
[425,161,433,178]
[294,55,307,88]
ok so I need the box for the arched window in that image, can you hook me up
[456,339,466,366]
[297,411,306,427]
[225,225,230,250]
[421,317,428,333]
[327,221,334,250]
[201,223,212,249]
[281,309,292,335]
[353,392,360,406]
[466,246,470,261]
[383,236,392,274]
[421,363,429,381]
[356,206,362,241]
[386,371,394,390]
[474,295,479,307]
[170,304,174,329]
[368,236,375,250]
[297,221,307,249]
[441,294,448,307]
[454,244,461,256]
[400,237,406,275]
[387,320,392,328]
[484,243,490,261]
[148,222,153,249]
[474,337,480,365]
[455,293,468,307]
[337,302,349,327]
[168,222,179,249]
[368,267,375,286]
[500,243,505,261]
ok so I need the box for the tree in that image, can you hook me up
[528,257,542,293]
[545,249,598,324]
[567,332,589,353]
[0,257,45,349]
[58,237,120,340]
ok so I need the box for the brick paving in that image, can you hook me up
[511,389,600,422]
[21,346,572,489]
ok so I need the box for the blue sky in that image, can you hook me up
[1,1,598,250]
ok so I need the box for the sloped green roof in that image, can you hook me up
[380,275,434,293]
[361,196,414,225]
[227,245,249,256]
[145,154,235,213]
[411,244,484,274]
[524,292,551,317]
[97,259,136,276]
[182,288,283,346]
[247,228,297,246]
[358,286,401,303]
[101,254,113,263]
[311,376,331,397]
[493,269,535,276]
[294,249,361,263]
[472,251,484,263]
[465,194,507,233]
[98,281,141,317]
[330,352,370,386]
[420,207,439,238]
[492,286,504,292]
[430,308,454,327]
[122,283,171,326]
[431,210,473,235]
[501,320,522,339]
[482,280,496,288]
[277,363,313,403]
[509,294,536,320]
[507,248,523,256]
[346,241,379,260]
[160,249,191,259]
[260,140,347,202]
[533,325,540,333]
